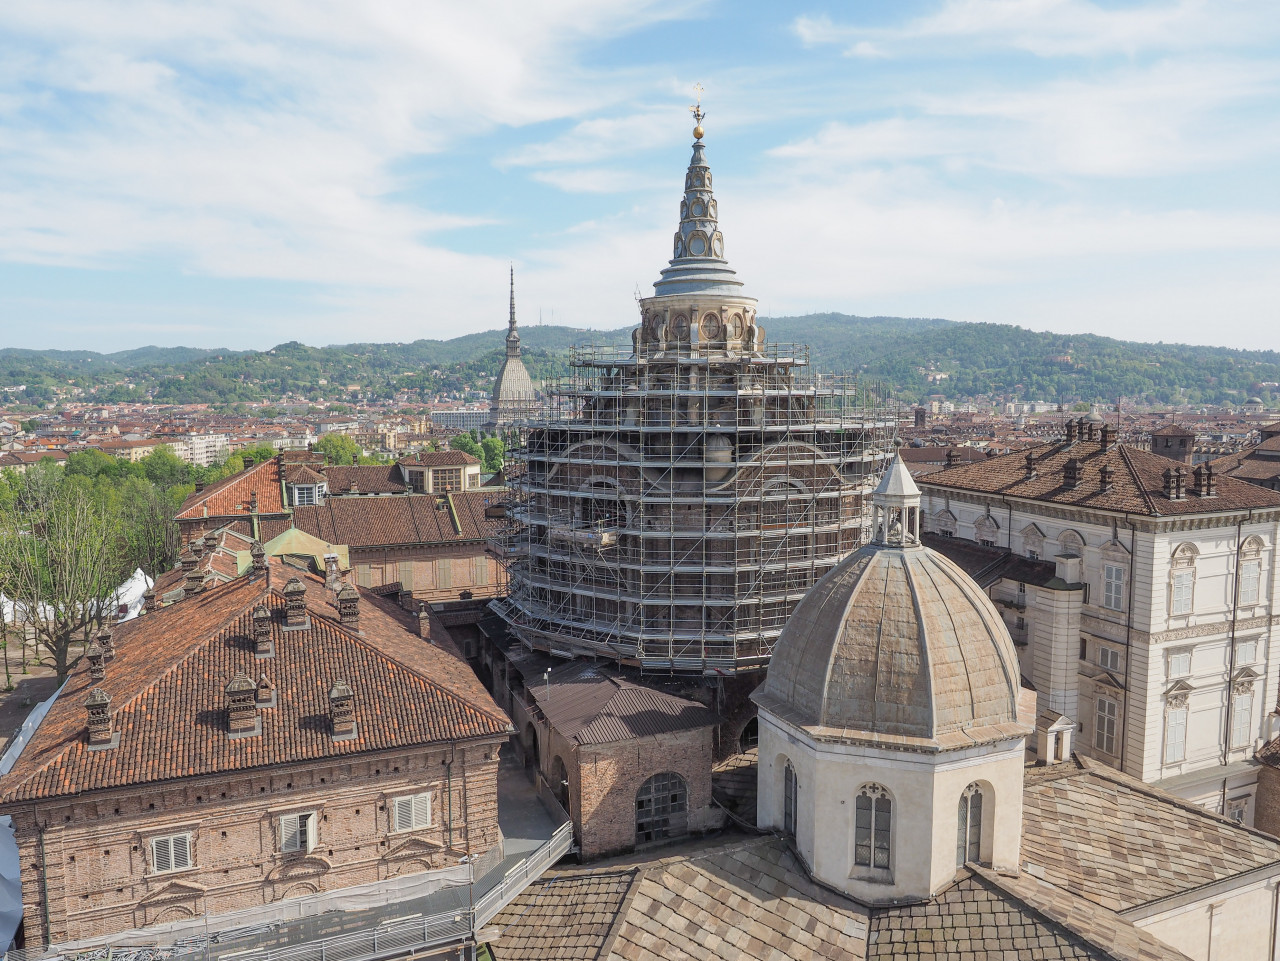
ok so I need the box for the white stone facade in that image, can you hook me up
[919,485,1280,823]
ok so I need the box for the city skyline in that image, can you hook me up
[1,0,1278,352]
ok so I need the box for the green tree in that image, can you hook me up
[480,436,505,473]
[449,434,482,459]
[139,445,190,489]
[316,433,362,465]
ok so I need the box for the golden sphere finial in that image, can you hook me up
[693,124,704,140]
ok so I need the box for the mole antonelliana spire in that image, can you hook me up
[487,265,538,428]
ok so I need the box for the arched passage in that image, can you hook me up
[635,772,688,845]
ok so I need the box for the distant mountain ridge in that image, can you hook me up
[3,314,1279,408]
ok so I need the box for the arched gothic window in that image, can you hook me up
[783,762,798,840]
[854,784,892,870]
[635,772,688,846]
[956,783,983,867]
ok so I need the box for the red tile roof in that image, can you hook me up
[292,490,502,548]
[0,562,510,804]
[921,440,1280,517]
[398,451,480,467]
[322,465,408,495]
[177,457,286,520]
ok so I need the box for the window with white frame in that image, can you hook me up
[151,834,192,873]
[1170,570,1193,615]
[1095,698,1117,755]
[280,812,317,853]
[1103,565,1125,611]
[392,792,433,832]
[293,485,316,507]
[1236,639,1258,665]
[1097,646,1121,672]
[1240,560,1261,606]
[1231,692,1254,749]
[1168,649,1192,677]
[1164,705,1187,764]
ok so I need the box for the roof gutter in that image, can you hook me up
[1118,857,1280,922]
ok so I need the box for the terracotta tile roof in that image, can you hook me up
[292,490,502,548]
[398,451,480,467]
[1150,425,1195,436]
[1021,756,1280,911]
[921,440,1280,517]
[0,562,510,804]
[528,661,719,745]
[176,457,287,520]
[322,464,408,494]
[282,464,326,485]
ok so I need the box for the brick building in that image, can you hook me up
[0,557,511,949]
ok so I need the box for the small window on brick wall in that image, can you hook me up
[280,812,317,853]
[392,792,433,832]
[151,834,192,873]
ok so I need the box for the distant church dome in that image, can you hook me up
[488,267,538,428]
[758,456,1022,744]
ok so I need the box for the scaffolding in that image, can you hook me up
[490,340,897,676]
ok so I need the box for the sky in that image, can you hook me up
[0,0,1278,353]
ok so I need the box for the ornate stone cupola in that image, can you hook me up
[636,97,761,356]
[753,453,1032,903]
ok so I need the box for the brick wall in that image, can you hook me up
[547,726,716,861]
[1256,762,1280,838]
[350,545,506,603]
[7,740,503,947]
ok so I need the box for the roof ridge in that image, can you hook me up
[1117,444,1160,516]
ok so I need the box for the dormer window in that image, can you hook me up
[290,484,324,507]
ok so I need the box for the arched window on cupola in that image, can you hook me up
[956,783,983,867]
[783,761,798,840]
[854,784,892,873]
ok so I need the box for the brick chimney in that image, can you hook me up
[225,672,259,737]
[1065,419,1077,443]
[97,627,115,663]
[337,583,360,631]
[945,449,959,468]
[203,531,219,554]
[324,553,341,592]
[141,586,155,614]
[1100,424,1116,450]
[86,640,106,680]
[250,540,266,574]
[1204,462,1216,497]
[249,491,259,514]
[190,538,205,559]
[255,673,276,707]
[195,481,206,493]
[1024,453,1036,481]
[283,578,308,628]
[179,550,197,572]
[243,456,255,469]
[184,567,205,596]
[1063,458,1081,490]
[252,604,273,656]
[85,688,115,748]
[329,680,356,740]
[1163,466,1186,500]
[1099,464,1113,493]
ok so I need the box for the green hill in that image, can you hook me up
[4,316,1279,408]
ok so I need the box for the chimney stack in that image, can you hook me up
[179,550,197,572]
[203,531,219,554]
[190,538,205,559]
[97,627,115,663]
[255,673,276,707]
[324,553,341,592]
[85,688,115,749]
[195,481,206,493]
[1024,452,1036,481]
[184,567,205,596]
[225,672,259,737]
[87,640,106,680]
[417,603,432,642]
[1099,464,1113,493]
[283,578,308,628]
[1100,424,1116,450]
[250,540,266,574]
[243,456,255,469]
[1163,466,1186,500]
[141,586,155,614]
[1063,458,1081,490]
[1205,462,1216,497]
[329,680,356,740]
[1065,420,1077,443]
[337,583,360,631]
[252,604,273,656]
[945,449,959,469]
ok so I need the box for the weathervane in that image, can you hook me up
[689,83,705,139]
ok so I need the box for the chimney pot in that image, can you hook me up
[283,577,308,628]
[324,553,341,591]
[337,583,360,630]
[184,567,205,595]
[249,490,259,514]
[85,688,114,747]
[225,672,259,736]
[195,481,206,493]
[250,540,266,573]
[87,641,106,680]
[1100,424,1115,450]
[1099,464,1113,493]
[1024,452,1036,480]
[141,586,155,614]
[417,603,432,642]
[328,679,356,739]
[179,551,197,572]
[1063,458,1081,490]
[243,456,255,469]
[252,604,273,655]
[1205,462,1216,497]
[1065,420,1077,442]
[945,449,959,468]
[97,628,115,663]
[203,531,218,552]
[255,673,275,705]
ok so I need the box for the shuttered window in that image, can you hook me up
[392,792,432,832]
[1164,707,1187,764]
[151,834,192,873]
[1171,571,1193,615]
[280,812,316,853]
[1232,694,1254,749]
[1241,561,1261,606]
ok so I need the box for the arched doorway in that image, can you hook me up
[635,772,688,845]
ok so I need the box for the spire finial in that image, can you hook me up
[689,83,705,140]
[508,264,516,333]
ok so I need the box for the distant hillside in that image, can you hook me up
[3,315,1279,408]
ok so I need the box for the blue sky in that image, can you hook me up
[0,0,1278,353]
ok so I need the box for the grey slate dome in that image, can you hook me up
[756,457,1023,746]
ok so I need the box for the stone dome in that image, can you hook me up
[756,457,1023,746]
